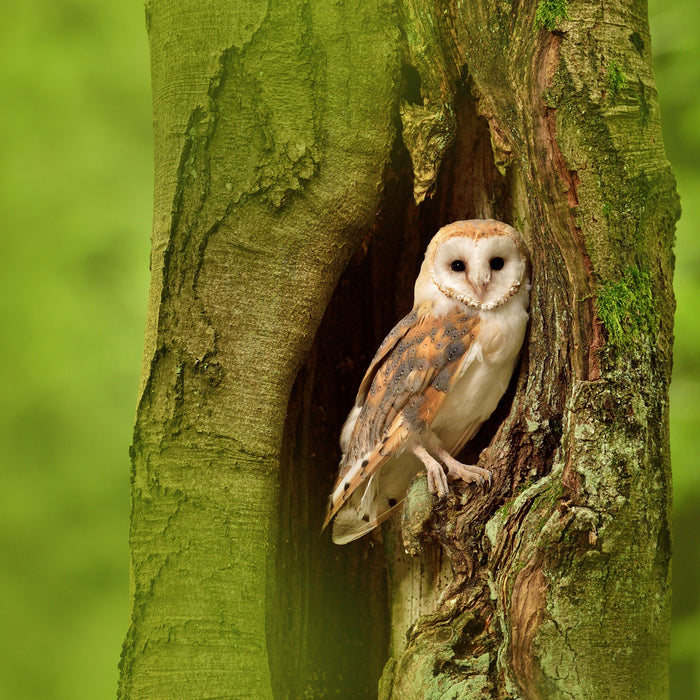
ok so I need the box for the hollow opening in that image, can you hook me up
[270,83,516,696]
[401,64,423,105]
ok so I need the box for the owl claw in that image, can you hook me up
[412,443,449,497]
[446,461,492,487]
[428,469,449,498]
[412,441,492,496]
[429,439,493,489]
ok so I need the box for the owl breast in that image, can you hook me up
[431,287,529,453]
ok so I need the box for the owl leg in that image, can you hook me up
[425,433,492,487]
[411,443,449,497]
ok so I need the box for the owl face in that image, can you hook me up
[415,220,529,312]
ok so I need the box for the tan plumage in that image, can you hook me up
[325,220,530,544]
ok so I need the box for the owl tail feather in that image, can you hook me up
[358,473,378,519]
[331,498,403,545]
[330,457,420,544]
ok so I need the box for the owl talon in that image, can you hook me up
[412,443,448,497]
[429,440,492,489]
[447,461,492,487]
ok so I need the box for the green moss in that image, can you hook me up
[546,66,680,283]
[534,0,570,31]
[606,61,628,99]
[595,266,658,352]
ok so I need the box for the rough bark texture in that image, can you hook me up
[119,0,678,698]
[119,1,402,697]
[376,1,679,698]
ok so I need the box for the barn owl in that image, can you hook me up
[324,220,530,545]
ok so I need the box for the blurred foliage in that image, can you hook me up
[650,1,700,697]
[0,1,151,698]
[0,0,696,698]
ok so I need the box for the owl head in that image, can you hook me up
[414,220,530,311]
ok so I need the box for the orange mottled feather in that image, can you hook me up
[323,309,480,527]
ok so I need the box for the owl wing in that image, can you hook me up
[324,308,481,535]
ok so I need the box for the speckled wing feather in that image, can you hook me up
[324,309,480,532]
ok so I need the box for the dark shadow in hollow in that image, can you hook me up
[270,82,514,697]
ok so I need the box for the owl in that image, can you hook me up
[324,219,530,544]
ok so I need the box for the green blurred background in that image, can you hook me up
[0,1,697,697]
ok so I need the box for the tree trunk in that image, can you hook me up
[119,0,678,698]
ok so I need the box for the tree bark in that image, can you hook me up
[119,0,678,698]
[118,2,402,697]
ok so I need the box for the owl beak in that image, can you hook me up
[468,274,489,301]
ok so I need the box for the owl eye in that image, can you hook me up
[490,257,505,271]
[450,260,466,272]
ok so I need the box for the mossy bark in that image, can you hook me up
[119,0,678,698]
[379,1,678,698]
[118,1,401,697]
